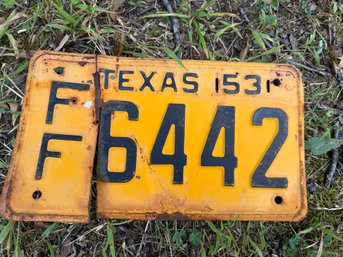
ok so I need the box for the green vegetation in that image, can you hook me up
[0,0,342,256]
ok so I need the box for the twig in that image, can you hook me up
[162,0,181,51]
[0,141,12,153]
[61,0,71,13]
[239,42,250,61]
[262,38,273,49]
[2,83,23,99]
[4,74,24,96]
[329,16,343,96]
[325,121,341,187]
[315,206,343,211]
[329,16,337,49]
[287,60,331,77]
[135,221,150,257]
[239,6,249,22]
[136,6,155,16]
[317,104,343,116]
[67,224,105,245]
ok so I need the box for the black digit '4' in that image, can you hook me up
[150,104,187,184]
[201,106,237,186]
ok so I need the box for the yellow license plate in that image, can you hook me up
[0,51,307,222]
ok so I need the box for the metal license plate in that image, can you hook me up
[0,51,307,222]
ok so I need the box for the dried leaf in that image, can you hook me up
[113,31,125,56]
[6,32,18,56]
[33,222,49,230]
[54,34,70,51]
[0,11,27,40]
[252,31,265,50]
[8,102,18,126]
[110,0,125,20]
[338,55,343,69]
[60,238,72,257]
[316,233,323,257]
[239,43,250,61]
[309,3,318,12]
[289,34,298,51]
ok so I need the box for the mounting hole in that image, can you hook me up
[272,79,281,86]
[274,196,283,204]
[70,97,77,104]
[266,80,271,93]
[32,190,42,200]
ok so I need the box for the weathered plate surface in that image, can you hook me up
[0,52,98,222]
[0,51,307,222]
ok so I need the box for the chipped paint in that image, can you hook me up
[84,101,93,108]
[0,51,307,222]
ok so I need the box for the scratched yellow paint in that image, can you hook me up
[0,51,306,222]
[96,56,307,221]
[0,52,98,222]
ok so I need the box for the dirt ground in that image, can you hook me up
[0,0,342,256]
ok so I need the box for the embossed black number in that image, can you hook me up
[223,74,240,94]
[150,104,187,184]
[251,108,288,188]
[201,106,237,186]
[97,101,138,182]
[245,75,261,95]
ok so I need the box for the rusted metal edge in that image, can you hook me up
[97,212,306,222]
[96,64,307,222]
[93,54,104,124]
[278,64,307,221]
[0,52,308,222]
[0,51,97,223]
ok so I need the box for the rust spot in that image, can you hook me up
[87,145,91,150]
[82,56,95,60]
[115,64,119,76]
[136,175,141,179]
[79,62,88,66]
[145,212,192,220]
[16,141,22,152]
[93,72,104,123]
[70,97,77,104]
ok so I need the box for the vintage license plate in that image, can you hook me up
[0,51,307,222]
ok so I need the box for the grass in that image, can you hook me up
[0,0,343,256]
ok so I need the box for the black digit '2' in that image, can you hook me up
[97,101,138,182]
[252,108,288,188]
[201,106,237,186]
[150,104,187,184]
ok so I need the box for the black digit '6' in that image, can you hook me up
[97,101,138,182]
